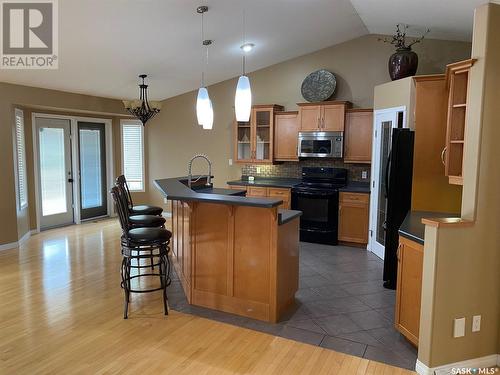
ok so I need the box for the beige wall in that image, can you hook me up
[145,34,471,208]
[0,82,127,245]
[418,3,500,368]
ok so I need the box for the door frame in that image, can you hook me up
[32,113,114,232]
[368,106,406,259]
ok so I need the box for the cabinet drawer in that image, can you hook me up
[247,186,268,197]
[228,185,247,191]
[268,188,290,198]
[340,192,369,204]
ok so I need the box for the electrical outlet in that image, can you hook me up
[472,315,481,332]
[454,317,466,338]
[163,198,168,204]
[256,167,261,173]
[228,158,233,166]
[361,171,368,180]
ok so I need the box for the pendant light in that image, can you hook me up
[234,8,252,122]
[196,5,214,130]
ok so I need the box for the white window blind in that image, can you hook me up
[14,109,28,210]
[121,121,144,191]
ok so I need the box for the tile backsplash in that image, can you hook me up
[241,159,371,182]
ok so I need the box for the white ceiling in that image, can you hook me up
[0,0,487,101]
[350,0,487,41]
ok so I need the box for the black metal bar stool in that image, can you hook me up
[111,186,172,319]
[116,175,163,216]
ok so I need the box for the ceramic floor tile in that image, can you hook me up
[363,345,416,370]
[314,314,363,336]
[344,310,392,330]
[356,291,396,309]
[320,336,367,357]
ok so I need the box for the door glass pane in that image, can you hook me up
[376,121,393,245]
[255,110,270,160]
[39,128,67,216]
[236,120,251,160]
[80,129,102,209]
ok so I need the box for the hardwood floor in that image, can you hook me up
[0,219,415,374]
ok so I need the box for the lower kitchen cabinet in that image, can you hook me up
[395,236,423,347]
[338,192,369,245]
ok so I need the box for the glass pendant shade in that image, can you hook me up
[235,75,252,122]
[196,87,212,126]
[202,99,214,130]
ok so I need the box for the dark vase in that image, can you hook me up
[388,47,418,81]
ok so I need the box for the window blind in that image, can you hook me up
[15,109,28,209]
[121,122,144,191]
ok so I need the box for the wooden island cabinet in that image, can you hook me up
[171,199,299,323]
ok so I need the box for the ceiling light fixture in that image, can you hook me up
[123,74,161,126]
[234,8,252,122]
[196,5,214,130]
[240,43,255,53]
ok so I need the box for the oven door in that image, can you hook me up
[291,189,339,244]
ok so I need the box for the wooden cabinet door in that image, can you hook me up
[344,110,373,163]
[322,103,346,131]
[274,112,299,161]
[299,105,321,131]
[227,185,247,192]
[247,186,267,197]
[253,107,273,163]
[395,236,423,346]
[268,188,291,209]
[338,192,369,244]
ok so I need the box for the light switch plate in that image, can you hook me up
[256,167,261,173]
[472,315,481,332]
[228,159,233,166]
[361,171,368,179]
[454,317,466,338]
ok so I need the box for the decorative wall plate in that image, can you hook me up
[301,69,337,102]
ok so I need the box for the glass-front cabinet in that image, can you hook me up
[235,104,284,164]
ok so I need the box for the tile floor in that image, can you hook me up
[166,242,418,370]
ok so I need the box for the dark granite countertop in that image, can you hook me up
[278,209,302,225]
[154,177,284,208]
[227,177,301,189]
[399,211,459,245]
[339,182,371,193]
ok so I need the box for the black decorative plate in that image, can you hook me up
[301,69,337,102]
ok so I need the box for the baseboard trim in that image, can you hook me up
[0,241,19,251]
[416,354,499,375]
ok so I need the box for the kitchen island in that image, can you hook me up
[154,176,301,322]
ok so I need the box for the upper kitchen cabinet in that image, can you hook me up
[344,109,373,164]
[443,59,476,185]
[298,101,352,132]
[274,111,299,161]
[234,104,284,164]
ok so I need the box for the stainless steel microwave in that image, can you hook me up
[298,131,343,158]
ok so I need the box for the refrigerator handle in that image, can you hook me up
[384,150,392,198]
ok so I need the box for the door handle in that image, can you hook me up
[68,178,74,183]
[441,146,447,166]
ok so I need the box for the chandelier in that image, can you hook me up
[123,74,161,126]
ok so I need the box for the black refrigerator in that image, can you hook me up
[383,128,414,289]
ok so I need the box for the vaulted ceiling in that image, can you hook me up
[0,0,487,101]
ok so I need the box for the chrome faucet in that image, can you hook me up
[187,154,212,188]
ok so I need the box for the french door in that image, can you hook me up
[35,118,74,230]
[77,122,107,220]
[369,108,406,259]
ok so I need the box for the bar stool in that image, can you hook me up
[111,186,171,319]
[116,175,163,216]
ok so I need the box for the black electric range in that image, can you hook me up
[291,167,347,245]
